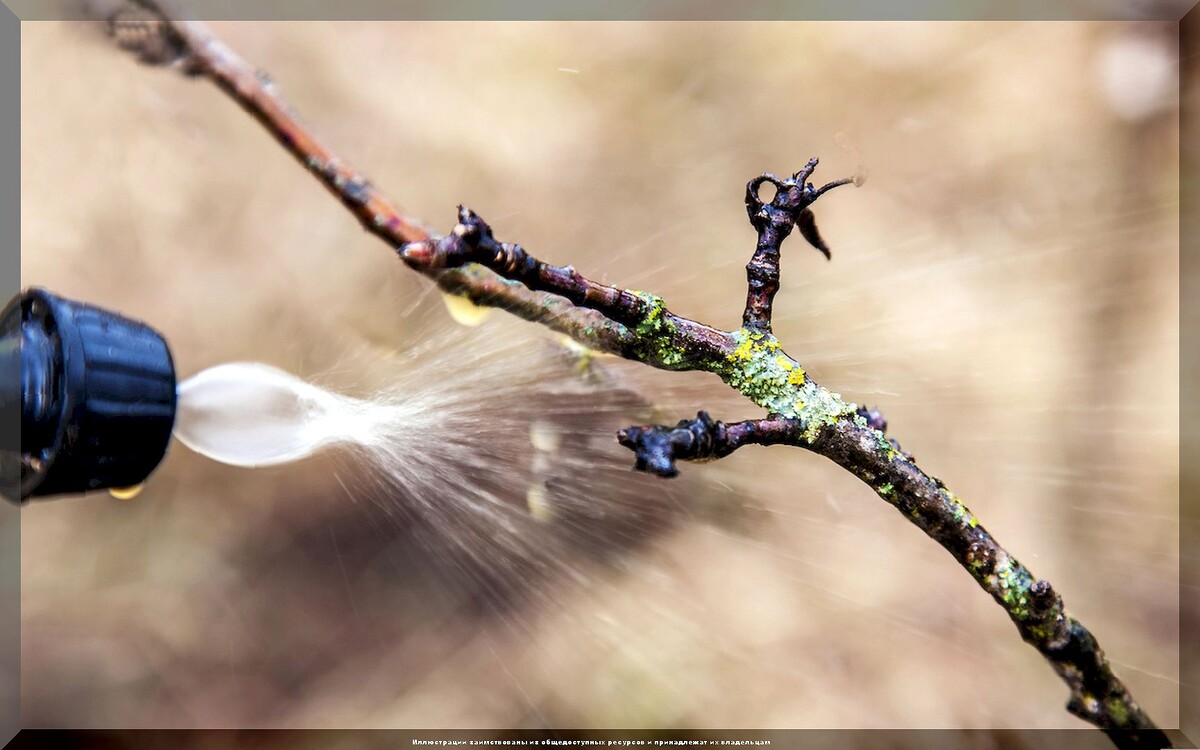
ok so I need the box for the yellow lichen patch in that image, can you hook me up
[441,291,492,327]
[728,328,782,364]
[730,335,755,362]
[714,328,857,435]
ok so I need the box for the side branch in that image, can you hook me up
[617,411,800,478]
[619,409,1169,748]
[742,163,849,332]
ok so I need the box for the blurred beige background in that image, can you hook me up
[19,20,1179,734]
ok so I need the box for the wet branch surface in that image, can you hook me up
[109,3,1169,746]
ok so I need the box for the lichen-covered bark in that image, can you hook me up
[813,418,1166,747]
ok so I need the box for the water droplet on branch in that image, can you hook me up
[441,292,493,327]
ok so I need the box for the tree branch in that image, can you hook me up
[619,410,1169,748]
[103,4,1170,746]
[742,164,849,332]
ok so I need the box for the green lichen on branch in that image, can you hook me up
[627,291,687,369]
[712,327,857,442]
[986,551,1037,620]
[962,537,1044,625]
[946,490,981,530]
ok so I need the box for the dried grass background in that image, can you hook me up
[19,20,1179,735]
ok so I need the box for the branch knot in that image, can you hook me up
[617,411,729,478]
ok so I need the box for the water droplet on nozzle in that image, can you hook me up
[109,484,144,500]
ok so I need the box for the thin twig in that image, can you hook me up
[105,4,1169,746]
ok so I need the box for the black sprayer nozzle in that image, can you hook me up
[0,289,177,502]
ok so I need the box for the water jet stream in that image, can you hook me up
[173,362,406,468]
